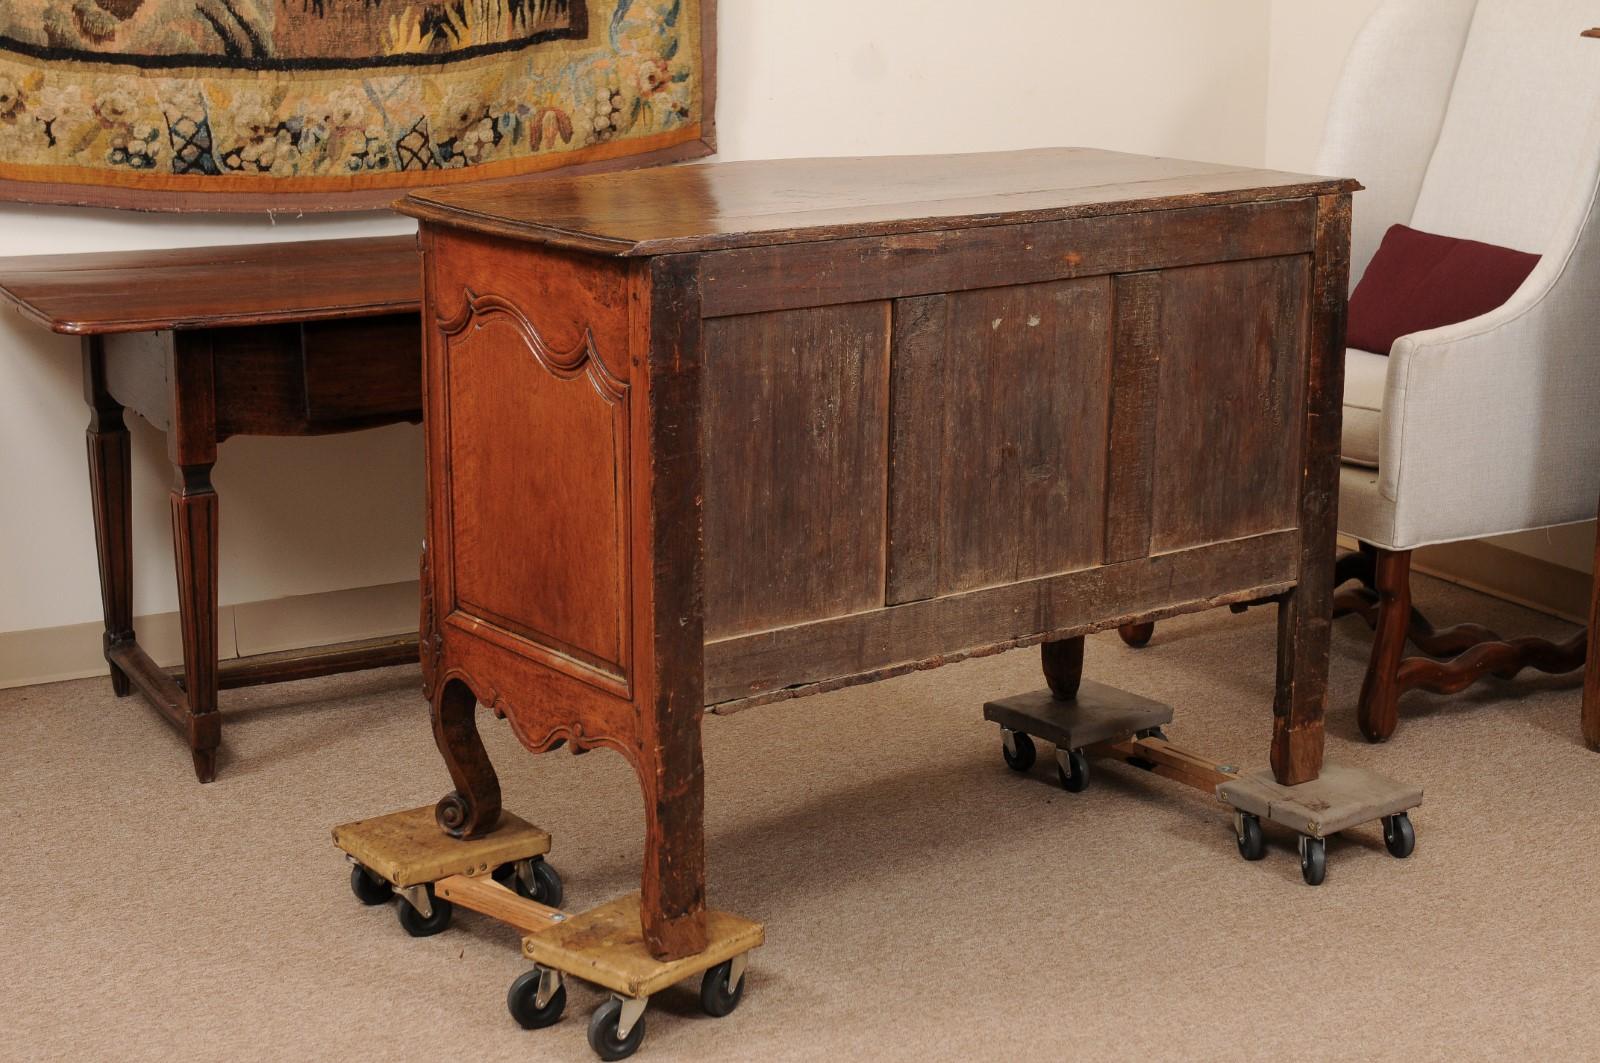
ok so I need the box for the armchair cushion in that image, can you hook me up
[1346,224,1540,354]
[1341,348,1388,467]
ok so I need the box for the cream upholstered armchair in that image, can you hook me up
[1324,0,1600,742]
[1121,0,1600,741]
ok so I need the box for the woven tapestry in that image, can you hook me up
[0,0,712,210]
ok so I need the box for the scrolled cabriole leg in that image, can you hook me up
[431,677,502,838]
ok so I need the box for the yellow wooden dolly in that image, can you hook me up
[333,806,762,1060]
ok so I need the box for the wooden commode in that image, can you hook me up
[396,147,1365,964]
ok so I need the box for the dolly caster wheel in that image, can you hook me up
[588,998,647,1061]
[494,856,565,907]
[1136,725,1169,742]
[396,884,454,937]
[507,967,568,1030]
[1235,813,1266,861]
[700,956,747,1018]
[1119,622,1155,648]
[1056,749,1089,793]
[1001,729,1037,772]
[1299,836,1327,886]
[349,864,392,906]
[1383,812,1415,859]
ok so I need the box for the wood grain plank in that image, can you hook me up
[1148,256,1310,554]
[706,530,1299,706]
[702,303,892,639]
[931,279,1112,596]
[885,295,947,605]
[700,199,1316,317]
[1103,271,1162,563]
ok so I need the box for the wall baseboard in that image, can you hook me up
[3,538,1587,691]
[1413,539,1590,626]
[0,580,419,690]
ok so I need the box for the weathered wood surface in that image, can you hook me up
[1148,256,1309,554]
[1217,765,1422,839]
[1103,272,1163,565]
[332,806,552,889]
[522,893,763,1000]
[697,199,1316,317]
[703,303,891,639]
[705,531,1300,707]
[401,147,1356,257]
[1270,193,1351,786]
[887,280,1112,601]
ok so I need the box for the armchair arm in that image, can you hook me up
[1378,162,1600,547]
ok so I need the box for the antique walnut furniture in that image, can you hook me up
[0,236,425,782]
[1130,0,1600,744]
[399,145,1380,963]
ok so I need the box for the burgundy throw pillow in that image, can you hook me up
[1346,224,1540,355]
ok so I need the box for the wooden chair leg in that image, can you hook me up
[1357,548,1412,743]
[171,461,221,783]
[83,337,134,697]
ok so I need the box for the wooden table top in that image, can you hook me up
[0,235,421,336]
[400,147,1359,257]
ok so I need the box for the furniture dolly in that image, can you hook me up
[333,806,762,1060]
[0,237,424,781]
[986,644,1421,887]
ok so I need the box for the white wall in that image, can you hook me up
[0,0,1278,641]
[1264,0,1384,172]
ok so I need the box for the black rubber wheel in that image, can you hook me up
[350,865,392,906]
[1001,731,1037,773]
[1057,749,1090,793]
[1300,836,1327,886]
[507,968,568,1030]
[700,959,746,1018]
[1383,812,1416,859]
[1136,726,1169,742]
[396,885,454,937]
[1235,813,1266,861]
[494,858,565,908]
[587,999,646,1061]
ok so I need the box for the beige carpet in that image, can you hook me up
[4,574,1597,1063]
